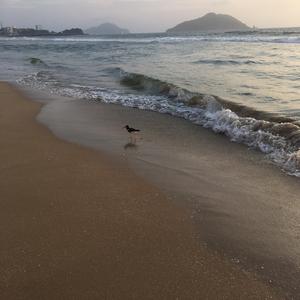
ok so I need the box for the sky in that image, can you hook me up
[0,0,299,32]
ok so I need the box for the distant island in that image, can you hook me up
[0,26,85,37]
[167,13,250,33]
[85,23,130,35]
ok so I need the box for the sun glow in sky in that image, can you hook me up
[0,0,299,32]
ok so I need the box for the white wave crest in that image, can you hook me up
[17,73,300,177]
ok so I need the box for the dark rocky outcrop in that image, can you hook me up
[57,28,84,36]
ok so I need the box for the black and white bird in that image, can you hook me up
[123,125,140,134]
[123,125,141,143]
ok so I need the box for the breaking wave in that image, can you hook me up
[193,59,260,65]
[18,69,300,177]
[28,57,47,66]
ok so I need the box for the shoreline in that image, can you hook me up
[0,82,280,298]
[32,86,300,298]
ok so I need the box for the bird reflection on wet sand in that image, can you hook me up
[124,142,138,150]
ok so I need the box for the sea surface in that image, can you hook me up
[1,28,300,176]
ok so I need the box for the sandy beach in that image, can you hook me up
[0,82,283,299]
[36,90,300,298]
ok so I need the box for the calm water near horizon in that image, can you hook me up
[1,29,300,176]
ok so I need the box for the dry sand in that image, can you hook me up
[0,82,279,299]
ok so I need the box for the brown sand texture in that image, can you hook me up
[0,82,278,299]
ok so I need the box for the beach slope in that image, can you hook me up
[0,82,277,299]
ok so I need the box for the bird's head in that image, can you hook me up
[123,125,129,129]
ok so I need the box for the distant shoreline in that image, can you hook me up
[0,27,85,38]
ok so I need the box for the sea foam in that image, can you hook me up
[18,69,300,177]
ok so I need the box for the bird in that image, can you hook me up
[123,125,141,144]
[123,125,140,134]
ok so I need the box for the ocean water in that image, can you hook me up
[0,29,299,176]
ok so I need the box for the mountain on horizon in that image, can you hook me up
[85,23,130,35]
[167,13,250,33]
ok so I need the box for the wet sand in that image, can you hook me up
[36,93,300,298]
[0,82,281,299]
